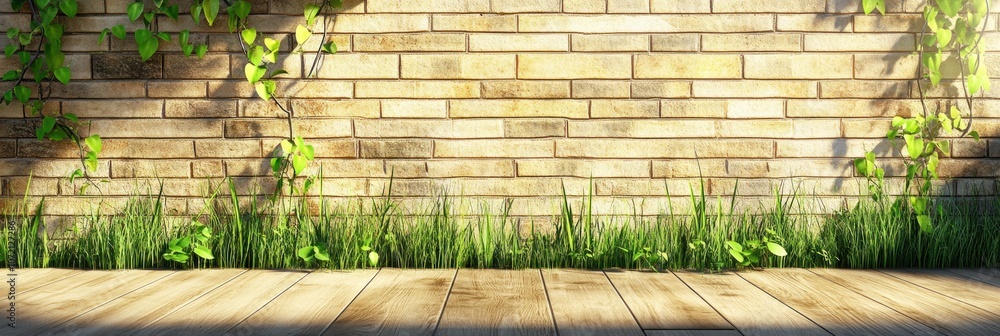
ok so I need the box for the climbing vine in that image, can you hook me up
[857,0,991,233]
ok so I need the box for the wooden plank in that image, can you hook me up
[606,270,732,330]
[13,270,174,336]
[811,268,1000,335]
[740,268,938,336]
[948,268,1000,287]
[322,268,455,336]
[437,269,556,336]
[226,269,379,336]
[880,268,1000,316]
[134,270,307,336]
[644,331,741,336]
[542,269,643,336]
[674,271,828,336]
[14,268,83,293]
[40,269,246,336]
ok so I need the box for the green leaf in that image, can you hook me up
[163,5,179,20]
[4,44,15,58]
[127,1,144,22]
[190,4,203,25]
[766,242,787,257]
[904,134,924,159]
[241,28,257,45]
[244,63,265,84]
[248,45,265,66]
[294,135,305,148]
[228,0,251,20]
[301,144,315,160]
[297,246,315,260]
[195,45,208,58]
[59,0,78,17]
[970,131,980,142]
[292,154,307,175]
[202,0,220,26]
[368,251,379,267]
[935,0,959,17]
[270,157,282,173]
[254,80,276,100]
[295,24,312,46]
[192,246,214,260]
[85,134,102,153]
[917,215,934,234]
[13,85,30,104]
[111,25,127,40]
[2,70,17,81]
[322,41,337,54]
[264,37,281,53]
[64,113,77,122]
[85,151,98,171]
[304,4,321,26]
[314,250,330,261]
[280,139,294,153]
[137,34,159,61]
[728,249,744,263]
[40,5,58,26]
[725,241,742,252]
[53,66,71,84]
[178,30,190,46]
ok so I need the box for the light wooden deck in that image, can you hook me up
[11,268,1000,336]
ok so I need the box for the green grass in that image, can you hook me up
[2,177,998,270]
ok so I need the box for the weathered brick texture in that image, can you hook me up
[2,0,998,213]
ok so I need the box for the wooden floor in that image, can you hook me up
[12,268,1000,336]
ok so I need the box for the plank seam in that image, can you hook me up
[539,269,562,336]
[135,269,250,330]
[318,267,383,335]
[39,270,179,335]
[877,269,1000,319]
[602,270,646,330]
[19,270,87,294]
[669,271,745,336]
[733,271,834,336]
[431,268,460,335]
[221,270,313,335]
[943,268,1000,288]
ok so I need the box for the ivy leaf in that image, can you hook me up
[254,80,276,101]
[64,113,77,122]
[270,157,282,173]
[314,250,330,261]
[195,45,208,58]
[135,29,159,61]
[248,45,265,66]
[936,29,951,48]
[13,85,30,104]
[301,144,315,161]
[4,44,15,58]
[295,24,312,46]
[85,151,99,172]
[127,1,144,22]
[2,70,17,81]
[182,44,194,56]
[85,134,102,153]
[202,0,220,26]
[970,131,980,142]
[111,25,127,40]
[304,4,321,26]
[53,66,71,84]
[190,4,203,25]
[163,5,180,20]
[264,37,281,53]
[297,246,315,261]
[244,63,265,84]
[863,0,885,15]
[917,215,934,234]
[368,251,379,267]
[228,0,252,21]
[904,134,924,159]
[241,28,257,45]
[193,246,215,260]
[40,5,58,26]
[935,0,959,17]
[280,139,294,153]
[322,41,337,54]
[59,0,78,17]
[292,154,307,175]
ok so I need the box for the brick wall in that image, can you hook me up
[1,0,998,216]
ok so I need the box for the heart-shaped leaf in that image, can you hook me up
[295,24,312,46]
[127,1,144,22]
[54,66,71,84]
[241,28,257,45]
[59,0,78,17]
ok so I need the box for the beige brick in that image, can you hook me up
[0,140,13,158]
[208,80,353,99]
[402,54,516,79]
[0,103,22,118]
[427,160,515,177]
[572,34,649,52]
[64,100,163,118]
[450,100,589,118]
[787,99,921,117]
[703,34,802,51]
[334,14,434,33]
[776,139,883,158]
[165,100,237,118]
[518,54,632,79]
[804,34,916,52]
[90,120,222,138]
[360,140,434,158]
[492,0,561,13]
[239,99,290,118]
[354,34,466,51]
[483,81,571,98]
[356,81,480,98]
[193,160,225,178]
[828,0,905,13]
[854,14,923,32]
[435,140,554,157]
[149,81,207,98]
[292,100,381,118]
[102,140,196,158]
[854,54,959,80]
[608,0,650,13]
[717,120,794,138]
[308,140,359,158]
[650,0,711,13]
[793,119,842,138]
[51,81,146,99]
[725,100,785,118]
[820,81,911,98]
[745,54,853,79]
[518,14,774,33]
[196,140,262,158]
[635,54,742,79]
[556,139,774,158]
[382,100,448,118]
[563,0,606,13]
[164,55,230,79]
[661,100,727,118]
[505,119,566,138]
[650,34,700,51]
[951,138,988,158]
[715,0,826,12]
[225,119,352,138]
[0,159,109,178]
[355,120,504,138]
[693,81,818,98]
[432,15,517,32]
[572,81,631,98]
[307,54,400,79]
[517,160,651,177]
[469,34,568,51]
[632,82,691,98]
[568,120,716,137]
[777,14,853,32]
[591,100,659,118]
[842,119,892,138]
[367,0,489,12]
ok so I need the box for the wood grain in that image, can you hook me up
[40,269,246,336]
[134,270,308,336]
[811,268,1000,335]
[323,268,456,336]
[13,270,173,336]
[948,268,1000,287]
[674,271,828,336]
[606,270,732,330]
[542,269,643,336]
[643,331,741,336]
[15,268,83,293]
[437,269,556,336]
[881,268,1000,317]
[226,269,379,336]
[740,268,938,336]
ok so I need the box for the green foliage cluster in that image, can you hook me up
[858,0,992,234]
